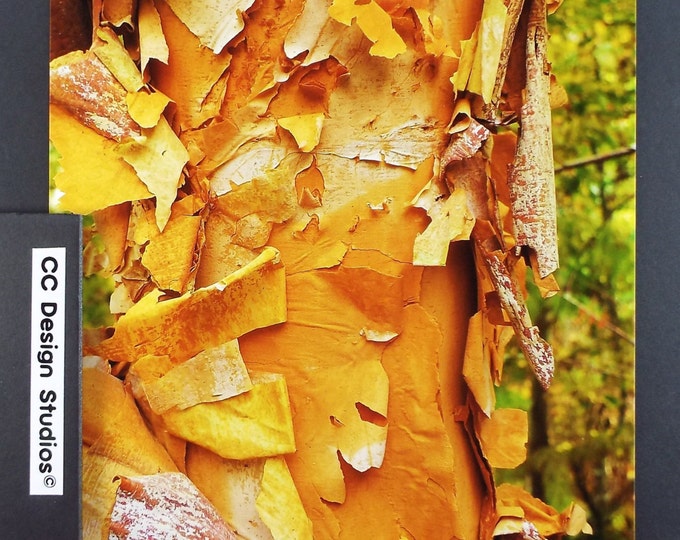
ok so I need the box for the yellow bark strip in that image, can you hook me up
[82,361,178,538]
[462,311,495,416]
[134,340,254,414]
[82,362,178,471]
[140,209,202,293]
[92,27,145,92]
[327,0,406,59]
[151,0,233,130]
[471,0,507,104]
[186,448,313,539]
[162,372,296,460]
[164,0,256,54]
[138,0,170,73]
[126,89,171,128]
[96,246,286,363]
[116,116,189,231]
[256,457,314,539]
[476,408,528,469]
[507,0,558,278]
[50,104,153,214]
[493,483,593,537]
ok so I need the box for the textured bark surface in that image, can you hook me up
[50,0,584,537]
[507,0,559,278]
[109,473,238,539]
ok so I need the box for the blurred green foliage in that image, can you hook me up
[49,143,115,328]
[497,1,635,539]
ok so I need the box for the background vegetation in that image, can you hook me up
[497,1,635,538]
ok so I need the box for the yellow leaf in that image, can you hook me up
[164,0,256,53]
[278,113,325,152]
[563,502,594,536]
[96,247,286,363]
[50,104,153,215]
[163,372,296,459]
[116,116,189,231]
[549,73,569,109]
[328,0,406,59]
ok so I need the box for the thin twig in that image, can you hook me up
[561,291,635,346]
[554,146,636,173]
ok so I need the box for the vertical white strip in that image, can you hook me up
[30,248,66,495]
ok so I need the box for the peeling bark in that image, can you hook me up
[507,0,558,278]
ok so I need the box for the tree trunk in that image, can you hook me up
[50,0,586,538]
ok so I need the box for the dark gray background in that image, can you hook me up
[636,2,679,539]
[0,0,669,538]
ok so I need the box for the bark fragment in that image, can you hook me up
[507,0,558,278]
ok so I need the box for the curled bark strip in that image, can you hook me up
[521,520,546,540]
[507,0,558,278]
[109,473,238,539]
[441,119,490,167]
[477,242,554,390]
[483,0,527,121]
[50,50,141,142]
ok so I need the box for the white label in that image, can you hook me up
[30,248,66,495]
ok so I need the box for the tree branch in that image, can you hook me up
[561,291,635,346]
[554,145,636,173]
